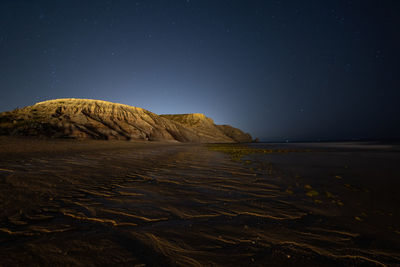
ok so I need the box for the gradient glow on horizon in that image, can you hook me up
[0,0,399,141]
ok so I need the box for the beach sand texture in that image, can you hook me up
[0,137,399,266]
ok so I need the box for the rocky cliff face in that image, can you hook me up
[160,113,252,143]
[216,124,253,143]
[0,99,252,143]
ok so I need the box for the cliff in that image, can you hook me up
[160,113,252,143]
[216,124,253,143]
[0,99,252,143]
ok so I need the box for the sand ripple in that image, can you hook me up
[0,141,399,266]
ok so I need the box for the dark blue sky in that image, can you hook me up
[0,0,399,141]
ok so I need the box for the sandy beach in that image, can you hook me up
[0,137,399,266]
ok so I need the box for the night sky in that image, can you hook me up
[1,1,399,141]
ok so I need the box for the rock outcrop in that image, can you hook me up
[216,124,253,143]
[160,113,252,143]
[0,98,252,143]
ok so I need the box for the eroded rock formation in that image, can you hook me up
[0,99,252,143]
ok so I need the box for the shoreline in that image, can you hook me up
[0,137,399,265]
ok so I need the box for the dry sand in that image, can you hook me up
[0,137,399,266]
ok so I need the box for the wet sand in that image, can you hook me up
[0,137,399,266]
